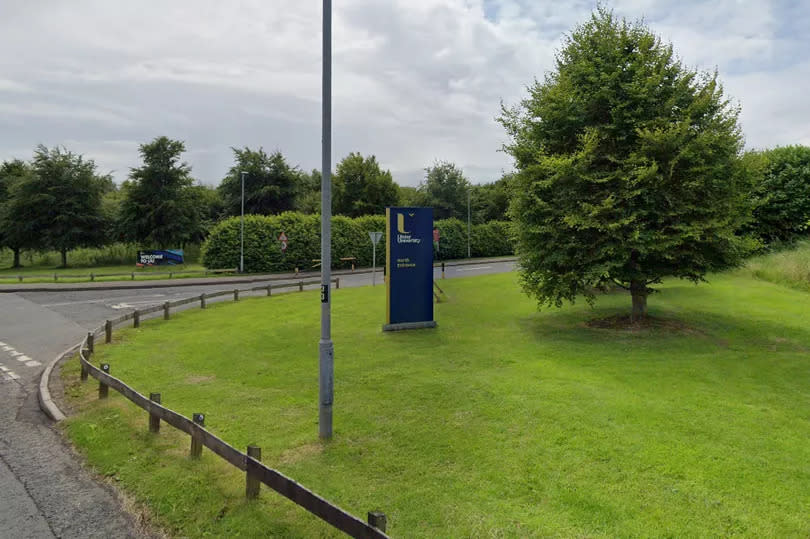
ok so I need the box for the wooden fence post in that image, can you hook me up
[335,277,340,289]
[368,511,387,533]
[266,284,272,297]
[190,413,205,458]
[200,293,206,309]
[299,280,304,292]
[105,320,112,343]
[442,262,445,279]
[246,445,261,499]
[234,289,239,302]
[163,302,170,320]
[53,273,58,282]
[149,393,161,433]
[99,364,110,399]
[80,356,89,382]
[90,273,95,282]
[133,310,140,328]
[87,332,94,354]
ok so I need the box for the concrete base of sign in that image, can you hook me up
[382,321,437,332]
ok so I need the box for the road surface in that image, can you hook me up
[0,260,515,537]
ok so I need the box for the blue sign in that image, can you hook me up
[384,207,436,331]
[137,249,184,266]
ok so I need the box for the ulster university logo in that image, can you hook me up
[396,212,421,244]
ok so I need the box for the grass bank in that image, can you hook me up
[62,272,810,537]
[741,239,810,292]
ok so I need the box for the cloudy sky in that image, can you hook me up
[1,0,808,186]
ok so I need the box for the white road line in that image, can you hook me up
[8,373,19,380]
[41,293,166,308]
[2,346,13,351]
[0,366,8,372]
[17,355,31,362]
[25,360,42,367]
[10,351,23,357]
[0,341,5,346]
[456,265,493,272]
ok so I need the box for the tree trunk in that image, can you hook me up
[12,247,21,268]
[60,248,68,268]
[630,279,647,322]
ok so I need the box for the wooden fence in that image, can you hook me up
[76,277,389,538]
[9,267,236,283]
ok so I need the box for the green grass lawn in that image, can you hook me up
[62,271,810,537]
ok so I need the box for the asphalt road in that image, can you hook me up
[0,259,515,537]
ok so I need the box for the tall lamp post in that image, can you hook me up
[240,171,247,273]
[319,0,334,440]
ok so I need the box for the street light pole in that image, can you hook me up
[467,188,471,259]
[319,0,334,440]
[240,171,247,273]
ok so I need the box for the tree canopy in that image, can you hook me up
[219,147,300,216]
[419,161,470,220]
[5,146,108,266]
[333,152,399,217]
[119,136,201,248]
[748,145,810,244]
[500,8,754,320]
[0,159,32,267]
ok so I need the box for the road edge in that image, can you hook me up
[38,342,79,422]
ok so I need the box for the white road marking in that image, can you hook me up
[25,360,42,367]
[8,373,19,380]
[0,366,8,372]
[17,355,31,362]
[0,341,5,346]
[41,293,166,308]
[10,351,23,356]
[456,265,493,272]
[2,346,13,351]
[110,302,134,310]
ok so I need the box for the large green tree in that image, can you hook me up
[748,145,810,244]
[0,159,32,267]
[333,152,399,217]
[5,146,108,267]
[419,161,471,220]
[500,8,754,320]
[119,136,200,248]
[470,174,512,224]
[219,148,300,216]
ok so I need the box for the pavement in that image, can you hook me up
[0,259,516,537]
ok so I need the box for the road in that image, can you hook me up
[0,260,515,537]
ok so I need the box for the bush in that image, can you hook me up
[202,213,515,271]
[749,146,810,244]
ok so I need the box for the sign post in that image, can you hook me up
[384,207,436,331]
[369,231,382,286]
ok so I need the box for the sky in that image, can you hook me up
[1,0,808,187]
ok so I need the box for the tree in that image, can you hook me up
[499,8,754,321]
[0,159,32,267]
[219,148,300,216]
[397,185,423,207]
[187,183,224,242]
[470,174,512,224]
[419,161,470,220]
[333,152,399,217]
[5,146,107,267]
[119,136,200,248]
[748,145,810,244]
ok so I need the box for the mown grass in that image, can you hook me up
[0,263,217,284]
[741,239,810,292]
[62,271,810,537]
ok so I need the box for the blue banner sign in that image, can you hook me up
[384,207,436,331]
[137,249,184,266]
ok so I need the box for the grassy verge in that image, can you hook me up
[740,239,810,292]
[0,263,220,284]
[62,272,810,537]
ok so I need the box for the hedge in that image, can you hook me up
[202,213,514,272]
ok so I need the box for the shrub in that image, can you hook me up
[203,213,515,271]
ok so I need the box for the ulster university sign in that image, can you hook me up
[384,207,436,331]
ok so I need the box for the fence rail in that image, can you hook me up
[6,267,237,283]
[75,276,388,538]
